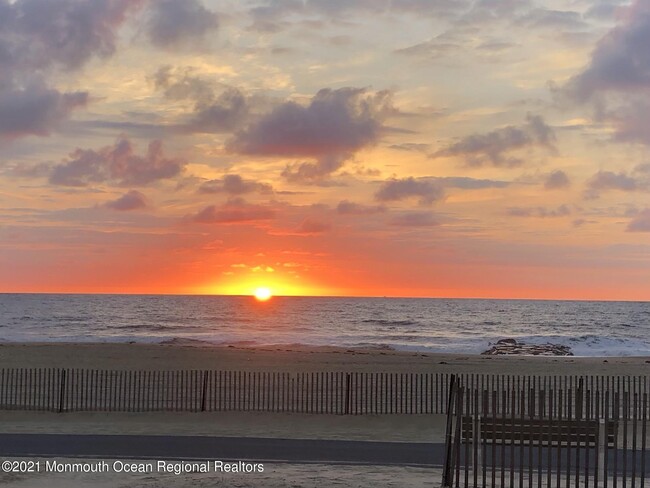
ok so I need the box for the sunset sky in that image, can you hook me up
[1,0,649,300]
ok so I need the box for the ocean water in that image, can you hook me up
[0,294,649,357]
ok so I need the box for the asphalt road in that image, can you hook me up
[0,434,443,466]
[1,434,645,475]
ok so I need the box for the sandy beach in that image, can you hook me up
[1,342,649,374]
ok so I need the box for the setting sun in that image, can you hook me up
[254,287,273,301]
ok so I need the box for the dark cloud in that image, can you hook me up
[105,190,148,211]
[0,0,143,72]
[0,84,53,133]
[373,176,504,206]
[606,101,650,145]
[231,87,392,157]
[436,176,509,189]
[507,205,572,218]
[544,170,571,190]
[190,198,275,224]
[229,87,394,183]
[587,171,640,198]
[152,66,249,133]
[0,0,142,141]
[556,2,650,147]
[199,175,273,195]
[336,200,387,215]
[389,212,439,227]
[146,0,218,50]
[0,82,87,140]
[627,208,650,232]
[49,137,185,187]
[187,89,249,133]
[562,1,650,102]
[375,177,445,206]
[432,114,556,167]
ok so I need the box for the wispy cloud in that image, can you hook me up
[199,175,273,195]
[507,204,572,218]
[375,177,445,206]
[432,115,556,167]
[189,198,275,224]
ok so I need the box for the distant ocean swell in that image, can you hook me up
[0,295,649,357]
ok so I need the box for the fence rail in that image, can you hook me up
[0,369,648,415]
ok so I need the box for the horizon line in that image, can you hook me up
[0,291,648,304]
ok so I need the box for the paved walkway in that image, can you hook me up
[0,434,443,467]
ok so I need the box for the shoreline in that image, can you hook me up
[0,342,649,374]
[2,334,648,358]
[2,291,648,303]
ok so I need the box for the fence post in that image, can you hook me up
[58,369,67,413]
[442,374,457,487]
[577,377,584,420]
[598,418,606,482]
[201,371,209,412]
[344,373,351,415]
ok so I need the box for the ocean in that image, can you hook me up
[0,294,649,356]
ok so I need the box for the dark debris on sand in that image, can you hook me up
[482,338,573,356]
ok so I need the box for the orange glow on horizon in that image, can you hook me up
[199,272,328,298]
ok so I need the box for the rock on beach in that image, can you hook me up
[482,339,573,356]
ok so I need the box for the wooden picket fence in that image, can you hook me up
[442,375,649,487]
[0,369,453,414]
[0,369,648,419]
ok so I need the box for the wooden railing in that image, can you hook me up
[443,375,649,487]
